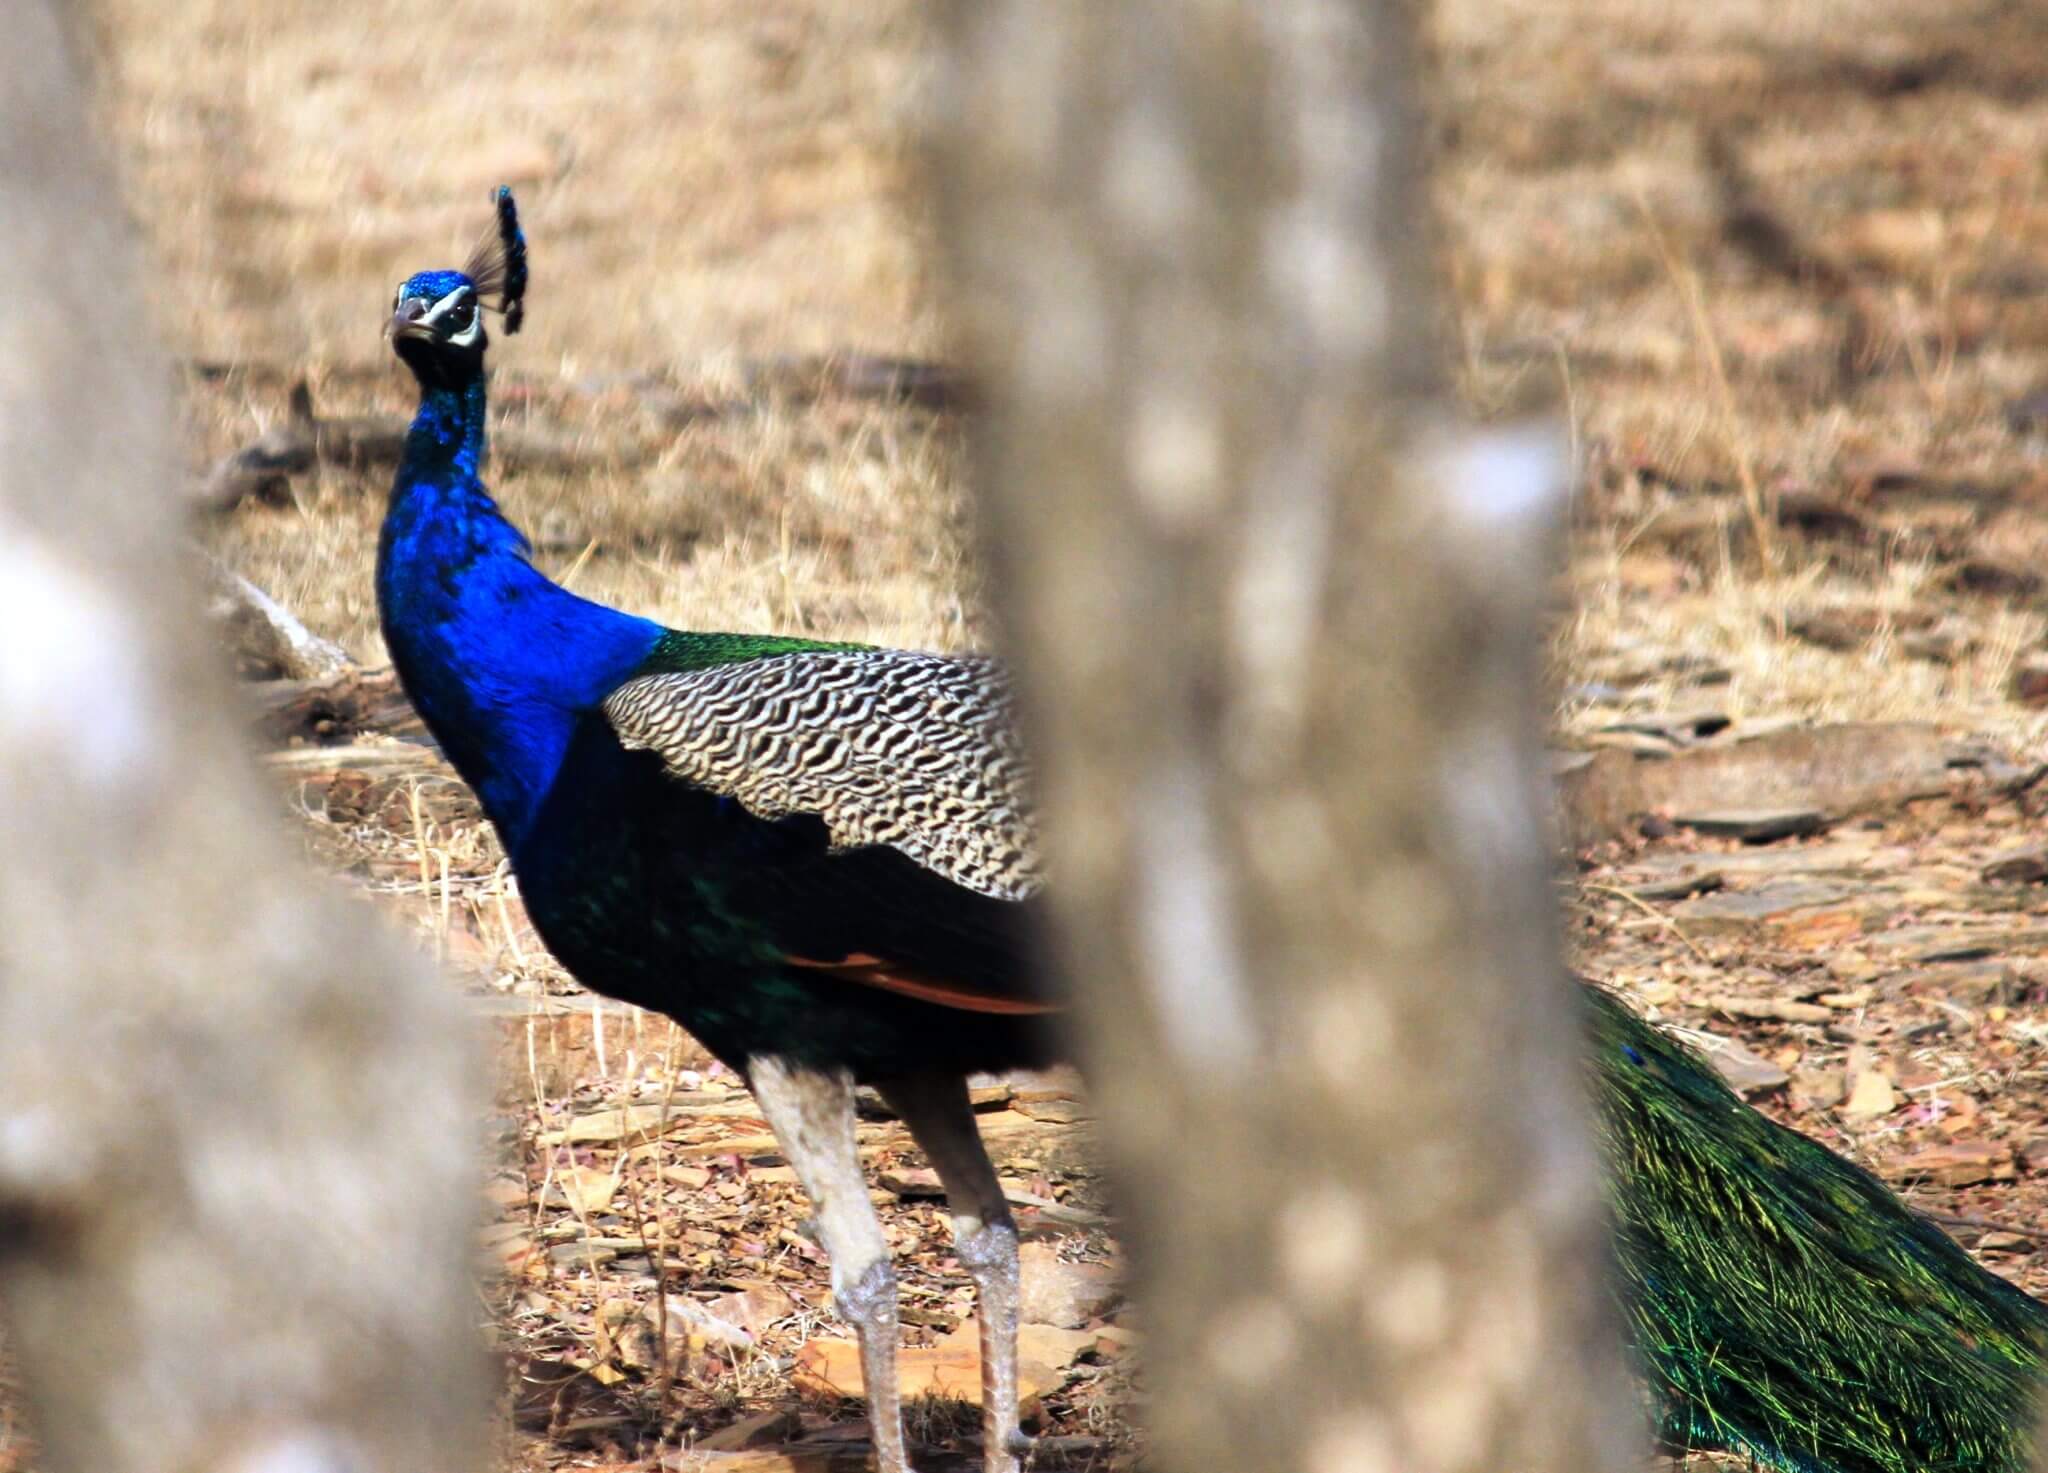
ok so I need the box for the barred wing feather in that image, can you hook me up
[603,650,1043,903]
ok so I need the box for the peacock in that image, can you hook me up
[375,190,2048,1473]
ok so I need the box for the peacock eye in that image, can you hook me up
[442,300,475,332]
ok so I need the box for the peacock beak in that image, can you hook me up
[389,297,433,340]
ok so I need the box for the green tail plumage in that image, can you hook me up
[1586,982,2048,1472]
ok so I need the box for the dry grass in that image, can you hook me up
[93,0,2048,737]
[85,0,975,663]
[1433,0,2048,747]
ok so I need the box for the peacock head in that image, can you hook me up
[390,186,527,388]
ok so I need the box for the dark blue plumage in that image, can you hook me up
[377,411,662,845]
[377,196,1055,1084]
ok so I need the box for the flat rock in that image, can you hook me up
[1558,722,1967,846]
[1672,808,1826,842]
[1678,880,1851,917]
[1627,869,1726,901]
[1842,1069,1897,1122]
[1792,1068,1847,1110]
[1886,1140,2014,1188]
[1891,963,2014,1007]
[1674,882,1852,933]
[1693,1036,1790,1098]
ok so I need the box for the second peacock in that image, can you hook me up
[375,189,2048,1473]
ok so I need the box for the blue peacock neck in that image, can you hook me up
[378,360,663,851]
[404,374,490,482]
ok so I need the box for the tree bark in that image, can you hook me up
[935,3,1637,1470]
[0,8,484,1471]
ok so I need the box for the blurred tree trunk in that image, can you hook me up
[936,3,1637,1471]
[0,8,484,1472]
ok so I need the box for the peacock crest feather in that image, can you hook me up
[463,185,527,334]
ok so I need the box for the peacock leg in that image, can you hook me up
[880,1074,1027,1473]
[749,1056,915,1473]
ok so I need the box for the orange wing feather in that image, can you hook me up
[784,952,1062,1017]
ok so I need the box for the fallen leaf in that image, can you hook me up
[655,1295,757,1353]
[552,1164,619,1217]
[704,1284,796,1340]
[1772,908,1865,949]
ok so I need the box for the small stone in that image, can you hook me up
[1983,847,2048,885]
[880,1166,945,1198]
[2007,387,2048,435]
[1701,1037,1790,1099]
[1842,1069,1896,1122]
[1792,1068,1847,1110]
[1900,618,1974,664]
[1960,560,2043,601]
[2012,662,2048,708]
[1019,1243,1123,1329]
[1787,610,1876,652]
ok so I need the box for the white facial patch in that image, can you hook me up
[419,285,483,347]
